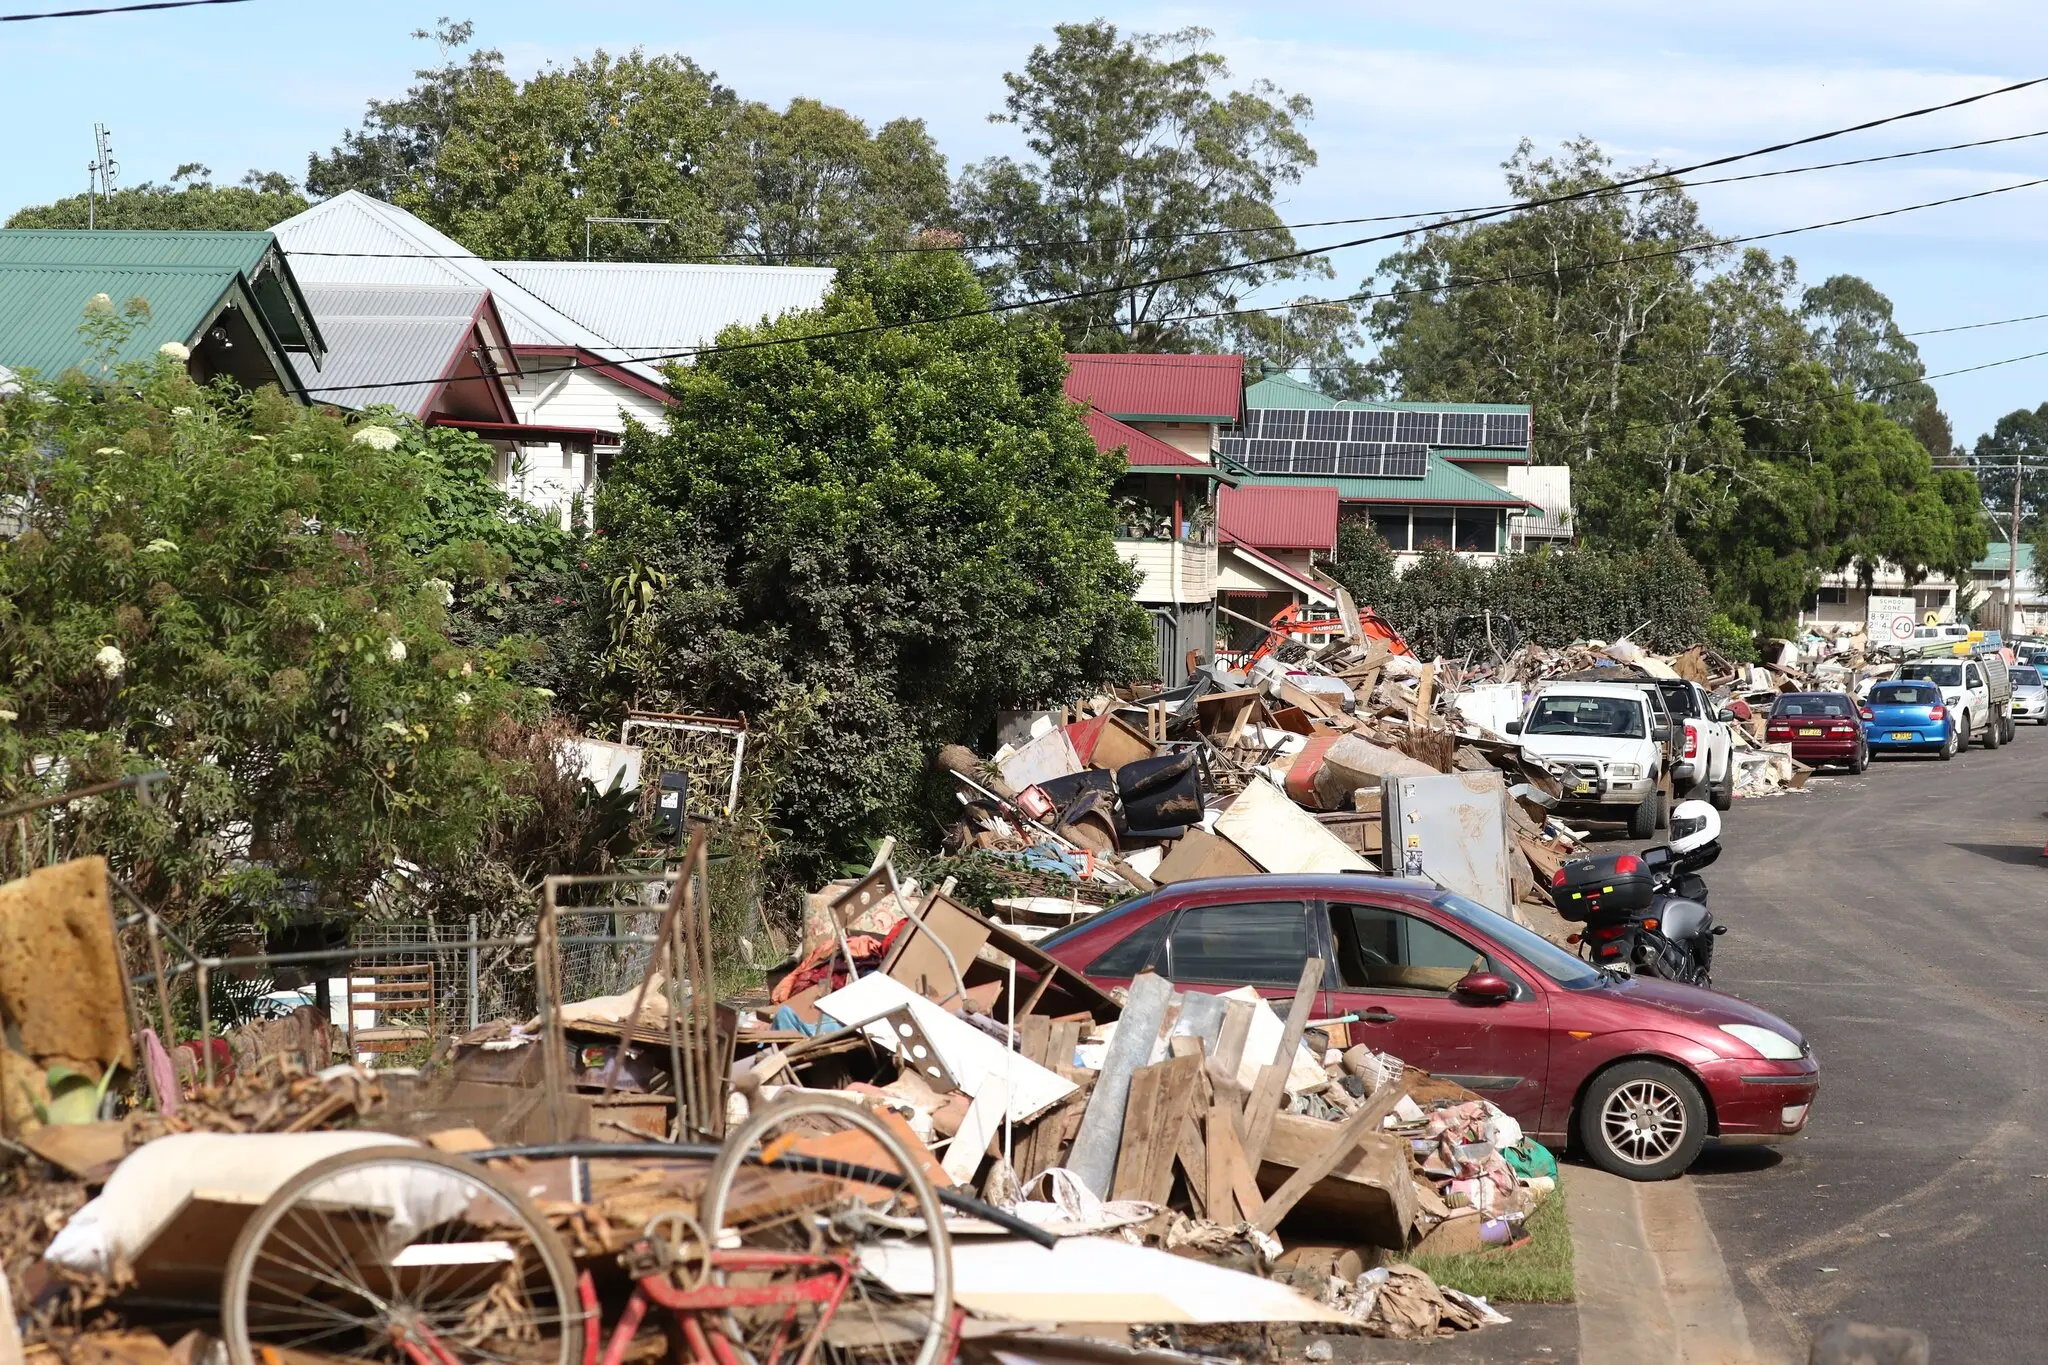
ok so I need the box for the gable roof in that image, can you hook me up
[289,283,512,418]
[271,193,836,396]
[1221,541,1339,606]
[1218,483,1339,552]
[1065,353,1243,424]
[1080,408,1229,479]
[0,228,325,378]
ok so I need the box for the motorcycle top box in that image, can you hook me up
[1549,852,1655,921]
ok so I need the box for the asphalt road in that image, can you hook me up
[1672,726,2048,1360]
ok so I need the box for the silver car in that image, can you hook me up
[2012,666,2048,724]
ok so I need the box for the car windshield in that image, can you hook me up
[1903,663,1963,688]
[1772,694,1851,718]
[1524,695,1645,738]
[1869,683,1938,706]
[2014,668,2042,687]
[1432,892,1605,991]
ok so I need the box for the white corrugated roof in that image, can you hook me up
[289,282,491,415]
[493,261,834,354]
[270,193,836,385]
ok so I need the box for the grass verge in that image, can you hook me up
[1399,1175,1576,1303]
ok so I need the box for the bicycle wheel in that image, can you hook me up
[221,1145,582,1365]
[700,1093,955,1365]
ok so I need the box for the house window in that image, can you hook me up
[1370,510,1410,550]
[1454,510,1496,553]
[1411,511,1454,549]
[1814,587,1849,606]
[1914,589,1949,614]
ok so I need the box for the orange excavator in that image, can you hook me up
[1242,601,1412,667]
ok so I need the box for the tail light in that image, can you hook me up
[1551,867,1567,887]
[1858,707,1874,721]
[1827,723,1856,735]
[1929,705,1946,720]
[1683,722,1699,759]
[1614,854,1641,874]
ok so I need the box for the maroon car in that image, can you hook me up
[1040,874,1818,1180]
[1765,691,1868,771]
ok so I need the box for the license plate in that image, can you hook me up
[1891,731,1914,741]
[1799,727,1823,736]
[1573,781,1595,795]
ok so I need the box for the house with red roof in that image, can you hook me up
[1063,353,1242,684]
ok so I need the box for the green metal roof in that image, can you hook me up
[0,229,323,359]
[1246,451,1532,508]
[1242,373,1531,415]
[1437,446,1530,464]
[0,265,307,398]
[1973,543,2035,574]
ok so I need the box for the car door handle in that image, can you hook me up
[1359,1008,1399,1024]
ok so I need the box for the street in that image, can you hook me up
[1684,728,2048,1359]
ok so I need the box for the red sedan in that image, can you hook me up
[1765,691,1868,772]
[1040,874,1818,1181]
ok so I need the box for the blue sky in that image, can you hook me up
[6,0,2048,441]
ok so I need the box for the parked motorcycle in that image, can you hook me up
[1549,799,1727,986]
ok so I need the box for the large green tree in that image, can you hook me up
[584,252,1148,879]
[1799,273,1935,419]
[0,341,552,931]
[1972,404,2048,572]
[1365,139,1983,631]
[309,21,947,263]
[7,165,307,231]
[955,23,1367,393]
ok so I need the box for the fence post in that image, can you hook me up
[467,914,479,1030]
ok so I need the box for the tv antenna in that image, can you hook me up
[87,123,117,228]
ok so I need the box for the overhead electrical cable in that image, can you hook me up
[289,73,2048,397]
[1906,309,2048,336]
[1,0,248,20]
[277,124,2048,270]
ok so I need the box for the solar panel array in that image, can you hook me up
[1218,406,1528,479]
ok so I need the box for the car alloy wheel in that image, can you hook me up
[1578,1059,1709,1180]
[1603,1079,1689,1164]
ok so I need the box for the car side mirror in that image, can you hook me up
[1653,725,1675,744]
[1453,971,1514,1003]
[1714,707,1737,723]
[1504,719,1522,735]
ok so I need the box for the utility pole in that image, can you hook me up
[2011,459,2024,635]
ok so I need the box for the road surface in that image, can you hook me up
[1683,727,2048,1360]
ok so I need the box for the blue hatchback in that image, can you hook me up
[1862,679,1955,758]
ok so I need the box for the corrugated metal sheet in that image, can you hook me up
[1218,483,1338,551]
[290,284,490,415]
[0,264,236,376]
[1064,353,1243,422]
[0,229,274,271]
[494,261,834,354]
[272,193,836,386]
[1081,408,1214,471]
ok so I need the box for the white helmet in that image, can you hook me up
[1669,799,1720,854]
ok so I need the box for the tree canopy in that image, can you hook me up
[1364,139,1985,631]
[6,165,308,231]
[579,252,1148,879]
[955,23,1367,394]
[307,21,947,263]
[0,335,565,928]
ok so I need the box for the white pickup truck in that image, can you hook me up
[1507,681,1676,839]
[1652,679,1738,811]
[1899,649,2014,749]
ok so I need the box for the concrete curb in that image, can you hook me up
[1571,1167,1772,1365]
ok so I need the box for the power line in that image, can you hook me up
[283,73,2048,397]
[1,0,248,19]
[295,173,2048,399]
[1907,309,2048,337]
[278,124,2048,271]
[1138,175,2048,338]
